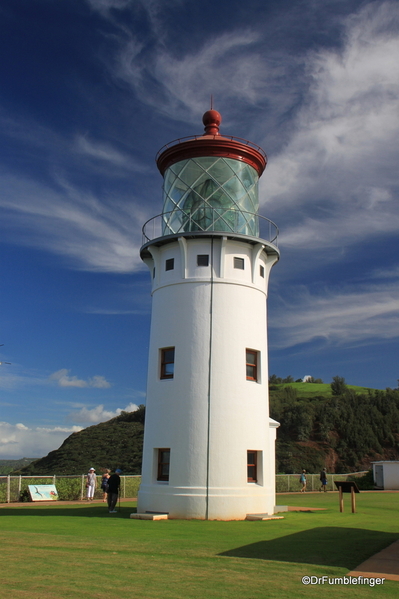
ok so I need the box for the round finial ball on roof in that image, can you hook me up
[202,110,222,127]
[202,109,222,135]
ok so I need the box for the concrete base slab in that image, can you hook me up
[246,514,285,521]
[274,505,288,513]
[130,513,168,520]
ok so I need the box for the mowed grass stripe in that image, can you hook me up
[1,494,398,598]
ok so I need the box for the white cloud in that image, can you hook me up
[114,28,278,122]
[68,402,139,424]
[75,135,147,172]
[270,281,399,349]
[263,1,399,252]
[0,421,83,459]
[0,171,144,273]
[49,369,111,389]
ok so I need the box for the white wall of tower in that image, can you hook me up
[138,236,278,519]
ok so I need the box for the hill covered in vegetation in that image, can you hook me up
[0,458,38,475]
[14,406,145,476]
[12,381,399,476]
[270,382,399,473]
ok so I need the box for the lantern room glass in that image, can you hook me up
[162,157,260,237]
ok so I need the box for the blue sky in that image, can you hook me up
[0,0,398,459]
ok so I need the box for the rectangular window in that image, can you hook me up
[234,257,245,269]
[260,265,265,278]
[247,451,257,482]
[197,254,209,266]
[160,347,175,379]
[157,449,170,481]
[165,258,174,271]
[246,349,258,381]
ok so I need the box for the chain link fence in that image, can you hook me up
[276,471,368,493]
[0,474,141,503]
[1,472,370,503]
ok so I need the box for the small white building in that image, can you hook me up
[372,461,399,490]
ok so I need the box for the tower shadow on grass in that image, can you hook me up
[0,505,136,518]
[219,527,398,570]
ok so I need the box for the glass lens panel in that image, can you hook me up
[248,466,256,479]
[163,349,174,362]
[247,452,256,464]
[246,351,255,364]
[164,363,174,376]
[161,450,170,464]
[162,157,259,236]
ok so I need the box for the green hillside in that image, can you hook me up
[269,381,375,399]
[270,383,399,473]
[12,382,399,476]
[0,458,38,475]
[14,406,145,476]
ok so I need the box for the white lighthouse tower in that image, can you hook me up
[137,109,279,520]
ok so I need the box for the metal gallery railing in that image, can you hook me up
[141,209,279,246]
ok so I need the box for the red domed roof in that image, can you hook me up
[156,110,267,176]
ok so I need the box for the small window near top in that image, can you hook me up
[234,257,245,270]
[161,347,175,379]
[246,349,258,381]
[247,450,257,482]
[197,254,209,266]
[260,265,265,278]
[157,448,170,481]
[153,267,156,279]
[165,258,174,271]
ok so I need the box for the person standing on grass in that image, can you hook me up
[319,467,327,492]
[300,469,307,492]
[101,468,110,502]
[86,467,97,500]
[107,468,122,513]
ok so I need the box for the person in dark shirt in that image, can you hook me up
[107,468,122,513]
[319,468,327,492]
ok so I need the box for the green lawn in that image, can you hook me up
[0,492,397,598]
[271,382,377,399]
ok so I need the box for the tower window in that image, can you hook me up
[260,265,265,278]
[234,257,245,270]
[160,347,175,379]
[246,349,259,381]
[247,451,257,482]
[157,449,170,481]
[165,258,174,271]
[197,254,209,266]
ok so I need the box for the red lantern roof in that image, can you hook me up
[156,110,267,177]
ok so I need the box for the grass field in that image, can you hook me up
[270,382,377,399]
[0,492,398,598]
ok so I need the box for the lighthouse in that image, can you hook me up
[137,109,280,520]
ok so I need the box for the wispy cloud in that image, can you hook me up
[270,281,399,349]
[0,421,83,459]
[263,1,399,252]
[0,171,144,272]
[75,134,148,172]
[49,369,111,388]
[67,401,140,424]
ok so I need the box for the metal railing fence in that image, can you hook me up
[0,472,368,503]
[276,471,368,493]
[0,474,141,503]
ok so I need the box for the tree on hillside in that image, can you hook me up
[331,375,348,396]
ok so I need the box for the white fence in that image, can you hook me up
[0,472,369,503]
[0,474,141,503]
[276,471,368,493]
